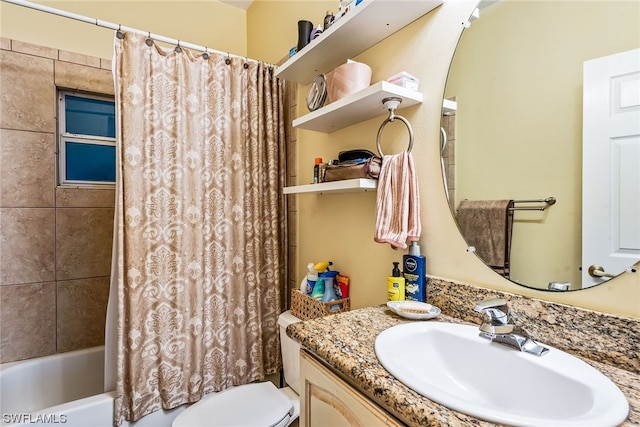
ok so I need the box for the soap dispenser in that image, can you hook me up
[387,262,405,301]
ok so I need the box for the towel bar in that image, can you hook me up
[509,197,556,211]
[376,97,414,156]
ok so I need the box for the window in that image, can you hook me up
[58,91,116,186]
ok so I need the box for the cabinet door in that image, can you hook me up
[300,351,404,427]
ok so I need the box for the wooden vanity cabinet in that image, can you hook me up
[300,350,404,427]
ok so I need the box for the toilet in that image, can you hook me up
[172,310,302,427]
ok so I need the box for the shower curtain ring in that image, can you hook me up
[116,24,124,39]
[225,53,231,65]
[203,48,209,60]
[175,40,182,53]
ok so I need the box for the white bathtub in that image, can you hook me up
[0,346,185,427]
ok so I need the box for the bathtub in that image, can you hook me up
[0,346,185,427]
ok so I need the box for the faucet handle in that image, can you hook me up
[474,298,511,326]
[474,298,508,312]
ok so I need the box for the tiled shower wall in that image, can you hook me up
[440,99,456,212]
[284,79,298,307]
[0,38,114,363]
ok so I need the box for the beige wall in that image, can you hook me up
[0,1,637,368]
[247,0,332,64]
[445,0,640,290]
[246,1,639,318]
[0,0,247,60]
[0,39,114,362]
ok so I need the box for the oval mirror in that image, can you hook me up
[442,0,640,291]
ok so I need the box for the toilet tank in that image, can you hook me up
[278,310,302,394]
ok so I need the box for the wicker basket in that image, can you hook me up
[290,289,350,320]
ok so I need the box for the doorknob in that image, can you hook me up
[588,264,615,279]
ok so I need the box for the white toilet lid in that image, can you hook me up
[173,382,294,427]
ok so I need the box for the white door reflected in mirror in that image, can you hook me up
[582,48,640,288]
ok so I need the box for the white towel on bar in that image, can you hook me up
[374,151,421,249]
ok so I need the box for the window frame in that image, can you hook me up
[58,90,116,188]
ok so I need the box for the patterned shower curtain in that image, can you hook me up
[112,32,286,424]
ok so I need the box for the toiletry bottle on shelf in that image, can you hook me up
[323,11,334,31]
[313,157,322,183]
[310,25,323,40]
[404,241,427,302]
[387,262,405,301]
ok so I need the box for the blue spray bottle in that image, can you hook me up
[403,241,427,302]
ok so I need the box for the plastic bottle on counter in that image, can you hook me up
[387,262,405,301]
[404,241,427,302]
[320,270,342,310]
[310,278,324,300]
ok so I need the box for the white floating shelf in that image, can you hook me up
[294,81,423,133]
[275,0,443,84]
[284,178,377,195]
[443,99,457,115]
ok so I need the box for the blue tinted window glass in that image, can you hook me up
[65,142,116,182]
[65,95,115,138]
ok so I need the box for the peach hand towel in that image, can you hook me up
[374,151,421,249]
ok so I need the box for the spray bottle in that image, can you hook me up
[309,261,333,300]
[299,262,318,295]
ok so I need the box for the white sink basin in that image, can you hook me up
[375,322,629,426]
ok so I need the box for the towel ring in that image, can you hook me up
[376,97,414,156]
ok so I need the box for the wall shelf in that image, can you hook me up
[275,0,443,84]
[284,178,377,195]
[293,81,423,133]
[443,99,457,115]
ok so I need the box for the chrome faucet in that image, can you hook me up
[473,298,549,356]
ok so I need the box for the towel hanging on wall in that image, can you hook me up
[456,199,514,278]
[374,151,421,249]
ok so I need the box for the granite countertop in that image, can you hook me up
[287,305,640,426]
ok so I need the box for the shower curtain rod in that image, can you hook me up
[2,0,264,64]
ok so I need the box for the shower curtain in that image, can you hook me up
[111,31,286,424]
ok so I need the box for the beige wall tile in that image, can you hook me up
[0,129,55,208]
[56,187,115,208]
[0,282,56,363]
[0,38,11,51]
[100,58,112,71]
[0,40,118,358]
[58,50,100,68]
[57,276,109,352]
[0,208,55,285]
[11,40,58,60]
[56,207,114,281]
[0,50,55,133]
[54,60,114,96]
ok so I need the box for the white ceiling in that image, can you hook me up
[218,0,254,10]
